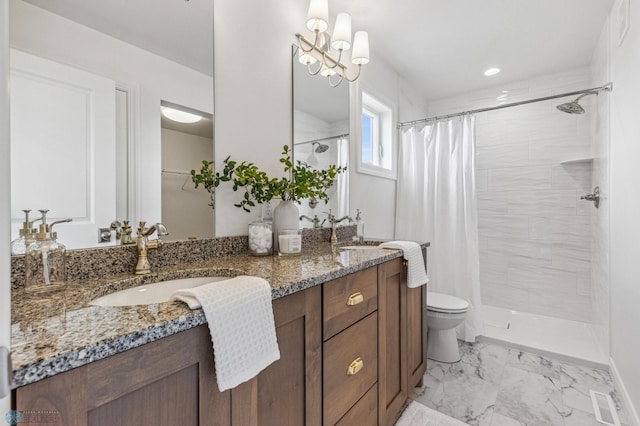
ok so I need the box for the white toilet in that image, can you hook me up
[426,291,470,363]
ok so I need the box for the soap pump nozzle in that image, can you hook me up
[11,209,39,255]
[18,209,37,237]
[35,209,72,241]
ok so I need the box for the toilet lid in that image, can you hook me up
[427,292,470,312]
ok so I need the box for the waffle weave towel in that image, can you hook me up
[171,276,280,391]
[379,241,430,288]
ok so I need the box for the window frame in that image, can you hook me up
[357,90,397,180]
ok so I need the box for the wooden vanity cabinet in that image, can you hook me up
[377,257,427,426]
[15,324,230,426]
[14,256,427,426]
[232,285,322,426]
[14,285,321,426]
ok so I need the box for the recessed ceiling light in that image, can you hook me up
[484,67,501,76]
[161,106,203,123]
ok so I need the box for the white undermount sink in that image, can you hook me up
[89,276,230,307]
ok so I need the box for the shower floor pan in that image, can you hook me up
[479,305,608,369]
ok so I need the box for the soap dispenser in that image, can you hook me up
[25,210,72,293]
[354,209,365,242]
[11,209,38,255]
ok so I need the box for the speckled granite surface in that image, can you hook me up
[11,231,424,389]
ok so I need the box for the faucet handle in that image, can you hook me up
[154,223,169,237]
[137,221,147,236]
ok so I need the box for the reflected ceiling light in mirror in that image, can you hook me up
[296,0,369,87]
[161,106,203,123]
[483,67,501,76]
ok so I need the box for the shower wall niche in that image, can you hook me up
[428,68,596,323]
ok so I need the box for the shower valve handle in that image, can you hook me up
[580,186,600,208]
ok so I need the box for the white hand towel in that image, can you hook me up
[379,241,430,288]
[171,276,280,392]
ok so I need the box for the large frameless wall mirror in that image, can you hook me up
[292,46,350,228]
[8,0,214,250]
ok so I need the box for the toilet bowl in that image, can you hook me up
[426,292,470,363]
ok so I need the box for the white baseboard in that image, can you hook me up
[610,357,640,426]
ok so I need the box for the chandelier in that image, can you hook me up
[296,0,370,87]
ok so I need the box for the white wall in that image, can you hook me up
[427,69,595,322]
[10,0,213,227]
[214,0,303,236]
[350,54,428,240]
[0,0,12,413]
[609,0,640,421]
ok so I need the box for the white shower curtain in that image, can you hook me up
[395,115,484,342]
[336,137,350,218]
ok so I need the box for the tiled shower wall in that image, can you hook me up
[428,68,595,322]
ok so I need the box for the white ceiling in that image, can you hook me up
[24,0,214,76]
[332,0,613,101]
[24,0,612,101]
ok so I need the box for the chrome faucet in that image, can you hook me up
[135,221,168,275]
[326,210,352,244]
[300,214,323,228]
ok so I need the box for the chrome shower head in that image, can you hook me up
[312,142,329,153]
[556,101,585,114]
[556,91,599,114]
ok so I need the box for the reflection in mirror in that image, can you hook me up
[9,0,214,249]
[160,102,214,241]
[292,46,350,229]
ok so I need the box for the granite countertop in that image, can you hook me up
[10,242,420,389]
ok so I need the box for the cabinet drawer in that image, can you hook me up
[335,383,377,426]
[323,266,378,340]
[323,312,378,426]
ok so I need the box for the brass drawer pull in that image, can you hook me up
[346,357,363,376]
[346,292,364,306]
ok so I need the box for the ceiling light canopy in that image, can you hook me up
[297,0,370,87]
[161,106,203,123]
[484,67,501,76]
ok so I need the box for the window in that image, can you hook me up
[358,91,396,179]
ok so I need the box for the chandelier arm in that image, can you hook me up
[344,64,363,83]
[298,31,321,54]
[322,49,343,69]
[328,73,345,87]
[307,60,323,76]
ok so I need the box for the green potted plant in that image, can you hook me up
[191,145,346,251]
[191,145,345,211]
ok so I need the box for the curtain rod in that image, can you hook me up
[294,133,350,145]
[397,83,613,129]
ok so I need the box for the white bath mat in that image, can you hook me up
[395,401,469,426]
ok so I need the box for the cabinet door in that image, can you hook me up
[377,258,407,426]
[15,325,230,426]
[407,284,426,389]
[407,247,427,388]
[232,286,322,426]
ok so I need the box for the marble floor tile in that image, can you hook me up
[559,361,629,424]
[456,341,509,385]
[415,374,497,426]
[564,407,627,426]
[505,348,561,381]
[494,365,566,426]
[489,413,525,426]
[412,340,630,426]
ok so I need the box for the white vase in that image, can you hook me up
[272,199,300,253]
